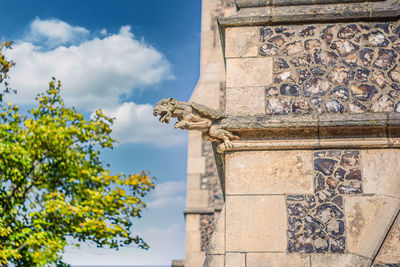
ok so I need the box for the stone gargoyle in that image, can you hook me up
[153,98,239,148]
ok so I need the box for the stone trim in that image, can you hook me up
[236,0,384,8]
[220,0,400,27]
[184,207,216,215]
[171,259,185,267]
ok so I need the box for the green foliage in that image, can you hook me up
[0,43,155,266]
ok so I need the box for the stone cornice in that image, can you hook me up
[214,112,400,152]
[219,0,400,27]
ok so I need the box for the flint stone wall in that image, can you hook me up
[203,18,400,267]
[225,22,400,116]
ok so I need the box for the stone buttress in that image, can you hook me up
[202,0,400,266]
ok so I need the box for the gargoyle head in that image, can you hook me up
[153,97,176,123]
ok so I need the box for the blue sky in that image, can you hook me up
[1,0,202,265]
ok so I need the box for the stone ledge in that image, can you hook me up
[220,0,400,26]
[220,112,398,131]
[184,207,217,215]
[171,259,185,267]
[236,0,383,8]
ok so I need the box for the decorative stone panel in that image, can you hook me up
[287,150,363,254]
[260,22,400,115]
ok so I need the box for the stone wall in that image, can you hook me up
[205,149,400,266]
[224,22,400,116]
[201,1,400,266]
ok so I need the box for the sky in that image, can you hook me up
[1,0,202,265]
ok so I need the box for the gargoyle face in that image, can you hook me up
[153,98,175,123]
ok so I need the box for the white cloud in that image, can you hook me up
[102,102,186,146]
[28,18,89,46]
[5,19,179,146]
[148,180,186,209]
[5,23,173,111]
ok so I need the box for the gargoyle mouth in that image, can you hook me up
[159,111,171,123]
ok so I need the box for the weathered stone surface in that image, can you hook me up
[389,67,400,83]
[348,101,367,113]
[303,78,331,97]
[280,83,300,96]
[346,196,400,258]
[337,181,362,194]
[325,100,344,113]
[362,149,400,198]
[371,71,387,88]
[225,26,259,58]
[203,254,224,267]
[226,87,265,115]
[330,86,349,101]
[284,41,303,56]
[314,158,337,175]
[226,195,286,252]
[331,40,359,56]
[274,57,289,70]
[275,71,294,83]
[327,67,350,85]
[374,215,400,264]
[225,150,314,194]
[259,43,280,56]
[368,31,390,47]
[292,99,312,114]
[225,253,245,267]
[226,57,273,87]
[247,253,310,267]
[304,39,321,50]
[314,50,338,65]
[373,48,397,70]
[371,95,394,112]
[338,24,360,39]
[350,84,378,101]
[205,206,225,254]
[311,254,371,267]
[360,48,375,66]
[266,97,291,115]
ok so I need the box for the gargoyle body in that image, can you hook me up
[153,98,239,148]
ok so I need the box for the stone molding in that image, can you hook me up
[236,0,384,8]
[184,206,224,215]
[221,0,400,27]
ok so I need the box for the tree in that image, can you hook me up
[0,42,155,266]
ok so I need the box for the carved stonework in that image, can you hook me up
[153,98,239,148]
[287,150,363,254]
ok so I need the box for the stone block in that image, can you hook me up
[187,156,206,174]
[225,26,259,58]
[226,87,265,115]
[185,214,200,232]
[203,254,224,267]
[225,150,314,195]
[186,230,201,252]
[226,57,273,88]
[362,149,400,198]
[311,254,371,267]
[345,196,400,259]
[186,251,206,267]
[188,131,203,157]
[374,214,400,264]
[226,253,245,267]
[247,253,310,267]
[186,190,209,208]
[225,195,286,252]
[207,206,225,254]
[187,174,201,190]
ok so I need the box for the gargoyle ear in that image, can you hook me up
[169,97,175,105]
